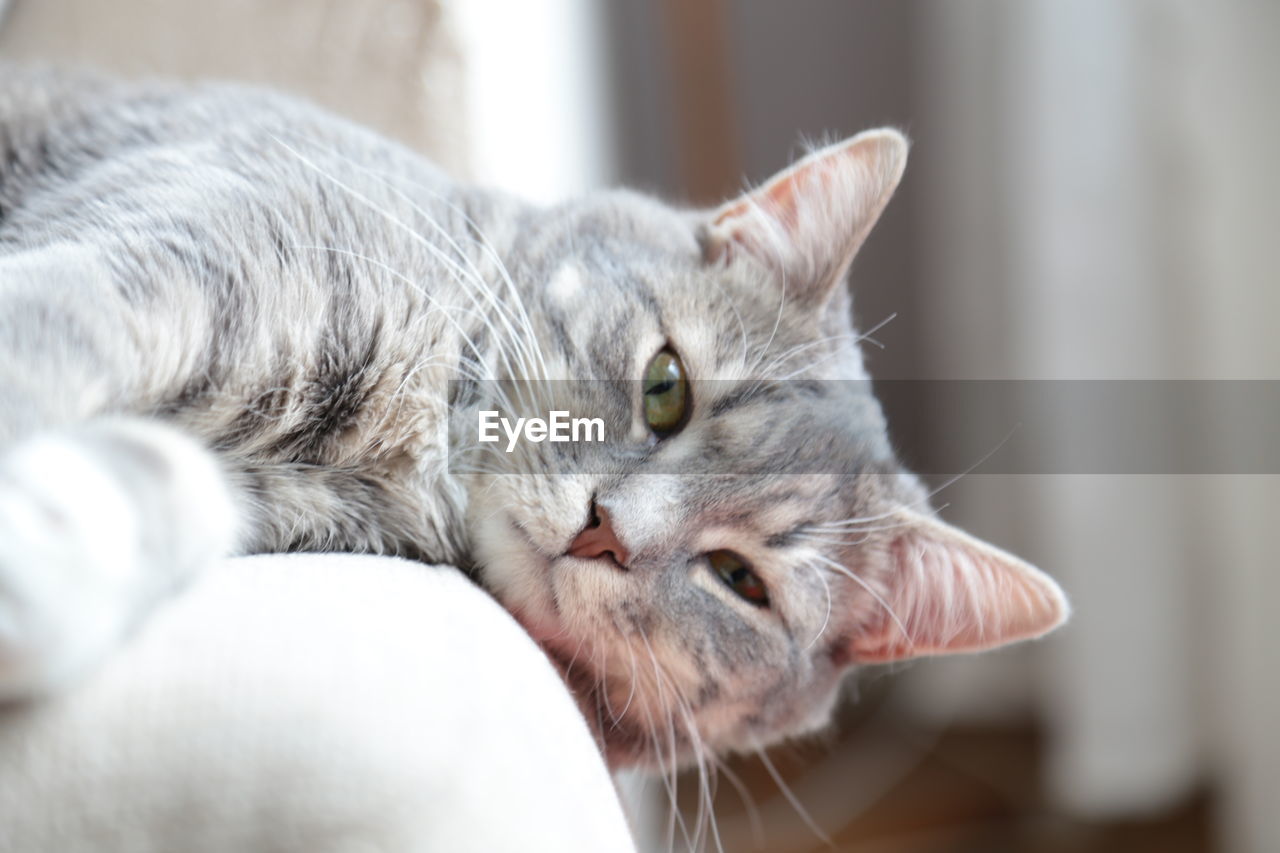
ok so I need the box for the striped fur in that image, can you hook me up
[0,67,1065,801]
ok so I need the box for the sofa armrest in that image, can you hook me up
[0,554,635,853]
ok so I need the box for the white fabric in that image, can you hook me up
[0,555,636,852]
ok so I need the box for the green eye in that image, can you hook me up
[643,348,689,435]
[707,550,769,607]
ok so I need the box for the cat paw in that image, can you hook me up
[0,420,237,701]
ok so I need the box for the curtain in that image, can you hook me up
[913,1,1278,848]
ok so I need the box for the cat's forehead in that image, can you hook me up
[548,189,704,260]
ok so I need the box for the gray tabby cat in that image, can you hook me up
[0,68,1067,769]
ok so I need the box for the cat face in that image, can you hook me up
[464,131,1067,768]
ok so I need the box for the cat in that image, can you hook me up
[0,66,1067,771]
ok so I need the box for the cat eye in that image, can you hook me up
[642,348,689,435]
[707,550,769,607]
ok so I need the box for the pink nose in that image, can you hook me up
[567,502,630,567]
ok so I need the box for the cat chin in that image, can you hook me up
[501,563,820,773]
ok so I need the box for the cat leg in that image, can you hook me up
[0,242,169,443]
[0,418,238,700]
[0,245,238,699]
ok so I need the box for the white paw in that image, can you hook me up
[0,420,237,700]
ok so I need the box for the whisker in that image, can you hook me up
[741,193,792,378]
[272,139,540,414]
[854,311,898,349]
[799,560,833,652]
[636,629,692,851]
[330,151,553,386]
[754,746,832,846]
[711,756,764,846]
[813,553,912,649]
[925,422,1022,500]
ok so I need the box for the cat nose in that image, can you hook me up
[567,500,630,568]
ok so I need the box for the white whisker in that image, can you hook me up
[754,746,831,846]
[812,553,912,649]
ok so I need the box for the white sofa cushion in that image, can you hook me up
[0,554,635,852]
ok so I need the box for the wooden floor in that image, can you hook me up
[673,724,1213,853]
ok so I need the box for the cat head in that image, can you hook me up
[463,130,1068,768]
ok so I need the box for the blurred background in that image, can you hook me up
[2,0,1274,850]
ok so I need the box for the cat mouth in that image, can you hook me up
[493,518,673,770]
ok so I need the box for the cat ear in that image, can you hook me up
[847,510,1069,664]
[701,128,908,307]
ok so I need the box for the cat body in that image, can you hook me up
[0,68,1067,769]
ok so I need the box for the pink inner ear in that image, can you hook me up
[709,155,828,261]
[713,169,804,231]
[702,130,908,300]
[850,516,1069,664]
